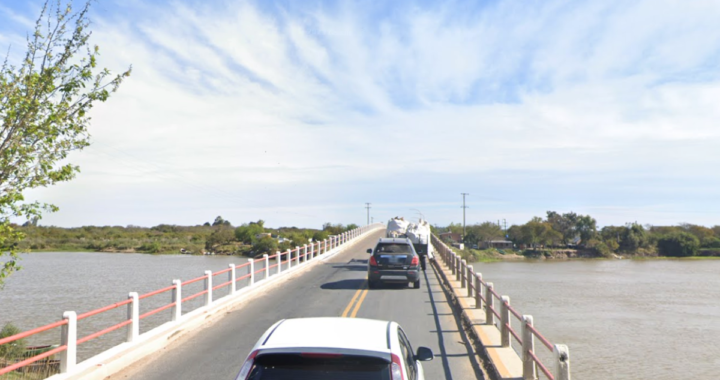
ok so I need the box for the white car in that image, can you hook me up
[235,317,434,380]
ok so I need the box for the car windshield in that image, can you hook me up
[374,243,413,255]
[248,353,390,380]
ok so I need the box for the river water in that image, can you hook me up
[471,259,720,380]
[2,253,719,379]
[0,251,265,361]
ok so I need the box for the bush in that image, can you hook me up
[253,236,278,255]
[657,232,699,257]
[0,323,26,360]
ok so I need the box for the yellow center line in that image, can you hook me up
[349,287,369,318]
[341,280,368,317]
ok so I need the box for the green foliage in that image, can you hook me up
[252,236,278,255]
[234,221,265,244]
[657,232,699,257]
[205,226,236,249]
[701,237,720,248]
[212,216,232,227]
[312,230,329,242]
[0,0,130,285]
[463,221,504,247]
[0,323,26,360]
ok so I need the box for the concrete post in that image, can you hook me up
[229,264,236,294]
[310,243,315,259]
[455,256,461,281]
[249,259,255,286]
[522,315,537,380]
[501,295,511,347]
[263,254,269,280]
[474,273,483,309]
[276,251,282,275]
[467,266,474,297]
[172,279,182,321]
[127,292,139,342]
[554,344,571,380]
[324,239,327,253]
[450,254,456,275]
[204,271,213,306]
[486,282,495,325]
[60,311,77,373]
[460,259,467,288]
[304,244,308,262]
[296,246,301,266]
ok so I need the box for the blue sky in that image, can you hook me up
[2,0,720,229]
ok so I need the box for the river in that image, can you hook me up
[471,259,720,380]
[0,251,263,361]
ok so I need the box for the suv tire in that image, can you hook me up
[413,280,420,289]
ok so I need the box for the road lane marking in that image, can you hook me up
[349,287,369,318]
[341,280,367,317]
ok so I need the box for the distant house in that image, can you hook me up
[482,240,514,249]
[255,233,272,240]
[439,232,462,244]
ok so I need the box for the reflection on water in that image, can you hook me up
[471,259,720,380]
[0,252,260,361]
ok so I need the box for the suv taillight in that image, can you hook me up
[369,255,378,266]
[236,350,258,380]
[411,256,419,266]
[390,353,404,380]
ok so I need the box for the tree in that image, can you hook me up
[234,220,264,244]
[0,1,131,285]
[205,226,235,249]
[657,232,699,257]
[253,236,277,255]
[212,216,231,227]
[546,211,578,244]
[575,215,597,245]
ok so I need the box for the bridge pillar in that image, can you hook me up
[229,264,236,294]
[60,311,77,373]
[554,344,571,380]
[263,254,269,280]
[522,315,537,380]
[467,266,474,297]
[249,259,255,286]
[501,296,511,347]
[172,279,182,321]
[204,271,213,306]
[127,292,140,342]
[486,282,495,325]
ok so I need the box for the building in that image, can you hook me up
[482,240,514,249]
[439,232,462,244]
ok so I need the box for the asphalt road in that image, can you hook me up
[110,229,483,379]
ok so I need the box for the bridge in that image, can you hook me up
[0,224,570,380]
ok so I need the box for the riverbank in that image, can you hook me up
[455,246,720,263]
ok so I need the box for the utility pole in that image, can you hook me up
[365,203,371,225]
[461,193,469,242]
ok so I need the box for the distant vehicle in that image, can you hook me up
[235,317,434,380]
[386,217,411,238]
[405,219,434,271]
[367,238,421,289]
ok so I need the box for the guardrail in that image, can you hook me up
[432,234,571,380]
[0,224,383,378]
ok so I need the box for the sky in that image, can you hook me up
[1,0,720,229]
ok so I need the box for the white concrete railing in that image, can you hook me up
[0,223,384,380]
[432,234,571,380]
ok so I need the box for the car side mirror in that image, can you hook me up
[415,346,434,361]
[366,248,373,254]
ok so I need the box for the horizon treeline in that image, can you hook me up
[434,211,720,257]
[13,216,358,256]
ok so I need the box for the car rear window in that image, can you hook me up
[248,353,390,380]
[374,243,413,254]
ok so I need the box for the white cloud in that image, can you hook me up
[5,0,720,228]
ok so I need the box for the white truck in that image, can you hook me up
[386,217,433,271]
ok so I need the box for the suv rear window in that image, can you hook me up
[374,243,413,255]
[248,353,390,380]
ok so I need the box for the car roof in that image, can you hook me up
[259,317,393,354]
[376,237,411,244]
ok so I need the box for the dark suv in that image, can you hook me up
[367,238,421,289]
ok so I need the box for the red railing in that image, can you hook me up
[431,234,570,380]
[0,224,381,378]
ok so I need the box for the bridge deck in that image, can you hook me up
[109,230,484,379]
